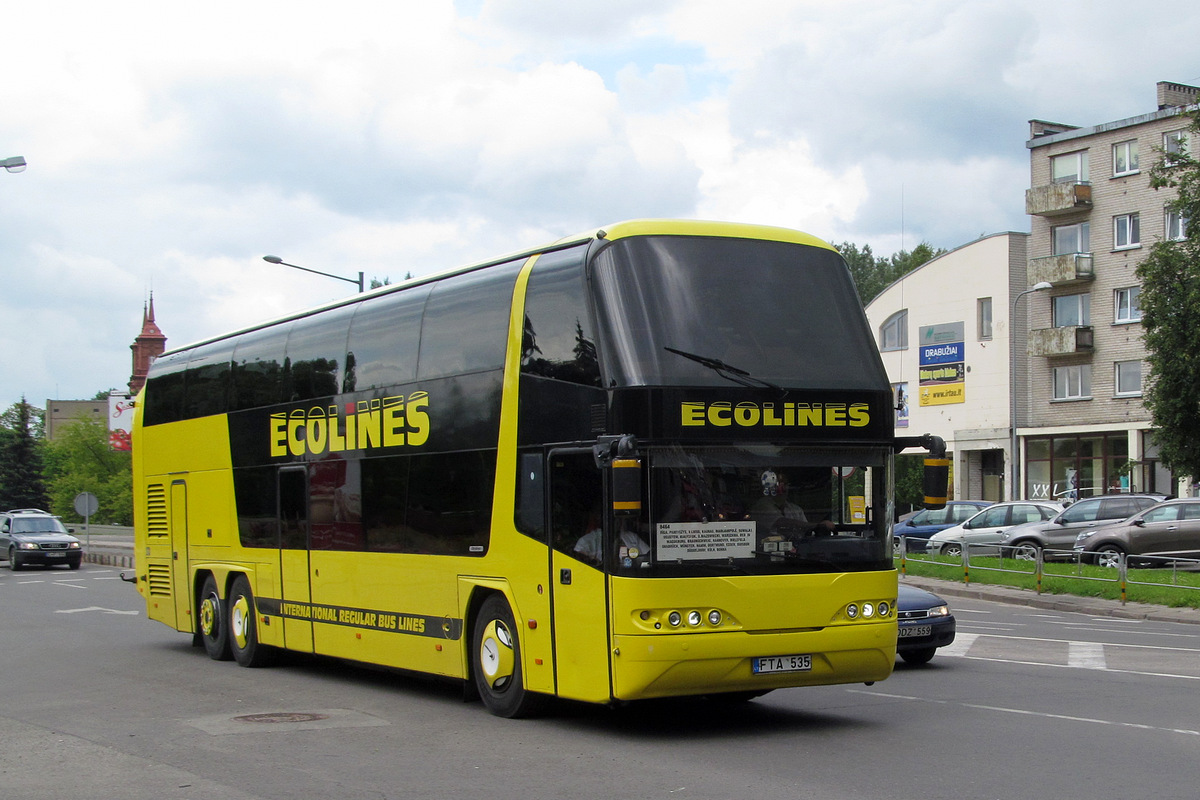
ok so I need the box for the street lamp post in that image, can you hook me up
[1010,281,1053,500]
[262,255,364,293]
[2,156,27,173]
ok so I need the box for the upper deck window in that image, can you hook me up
[589,236,886,391]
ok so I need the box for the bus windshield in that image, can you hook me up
[590,235,885,391]
[609,445,892,577]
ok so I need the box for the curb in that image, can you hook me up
[901,574,1200,625]
[85,552,136,569]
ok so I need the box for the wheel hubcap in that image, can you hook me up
[200,595,218,637]
[231,595,251,648]
[479,619,515,691]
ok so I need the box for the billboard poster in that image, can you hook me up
[918,323,966,406]
[109,393,135,451]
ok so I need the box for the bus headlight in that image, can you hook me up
[862,603,875,618]
[708,610,722,626]
[687,610,702,627]
[846,603,859,619]
[877,601,890,617]
[668,611,682,627]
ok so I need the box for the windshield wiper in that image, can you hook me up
[664,347,784,393]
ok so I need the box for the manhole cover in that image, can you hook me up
[234,712,331,724]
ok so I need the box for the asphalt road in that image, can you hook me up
[2,564,1198,800]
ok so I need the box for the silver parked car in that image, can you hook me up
[1074,498,1200,567]
[997,493,1165,560]
[927,501,1063,557]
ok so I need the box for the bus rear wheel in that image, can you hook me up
[472,594,545,718]
[198,574,232,661]
[229,575,276,668]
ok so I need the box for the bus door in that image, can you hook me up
[278,466,313,652]
[159,479,192,631]
[547,449,612,703]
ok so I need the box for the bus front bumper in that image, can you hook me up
[610,622,896,701]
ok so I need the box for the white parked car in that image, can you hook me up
[927,501,1064,557]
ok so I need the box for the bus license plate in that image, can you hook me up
[899,625,932,638]
[753,654,812,674]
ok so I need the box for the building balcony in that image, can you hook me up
[1027,253,1094,286]
[1026,182,1092,216]
[1029,326,1095,357]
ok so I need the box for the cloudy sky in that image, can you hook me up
[2,0,1197,412]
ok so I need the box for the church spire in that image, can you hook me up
[129,292,167,394]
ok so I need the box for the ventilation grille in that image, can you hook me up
[146,484,168,538]
[147,563,172,597]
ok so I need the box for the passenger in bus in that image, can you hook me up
[574,513,650,565]
[750,471,836,538]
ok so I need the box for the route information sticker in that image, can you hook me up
[656,521,756,560]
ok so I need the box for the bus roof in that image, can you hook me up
[159,219,838,358]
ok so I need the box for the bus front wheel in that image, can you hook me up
[471,594,545,718]
[229,575,276,668]
[198,574,232,661]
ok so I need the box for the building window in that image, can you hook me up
[1053,293,1090,327]
[1051,150,1089,184]
[1115,361,1142,397]
[977,297,993,340]
[880,310,908,351]
[1114,287,1141,324]
[1112,140,1139,176]
[1052,365,1092,401]
[1052,221,1090,256]
[1165,130,1190,165]
[1166,207,1189,241]
[1114,213,1141,249]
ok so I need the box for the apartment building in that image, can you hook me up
[1022,81,1198,502]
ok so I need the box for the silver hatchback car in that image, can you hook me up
[1074,498,1200,567]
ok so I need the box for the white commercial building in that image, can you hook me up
[865,233,1028,502]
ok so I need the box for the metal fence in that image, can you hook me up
[895,537,1200,605]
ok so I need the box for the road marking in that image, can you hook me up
[851,689,1200,737]
[55,606,140,615]
[937,632,978,657]
[1068,640,1107,669]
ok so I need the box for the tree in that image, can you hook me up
[0,398,51,510]
[835,241,946,305]
[1137,108,1200,477]
[42,416,133,525]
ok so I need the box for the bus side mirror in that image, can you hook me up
[611,458,642,517]
[922,455,949,510]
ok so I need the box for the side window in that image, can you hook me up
[549,451,604,565]
[515,450,546,539]
[1181,503,1200,521]
[1060,500,1100,523]
[1143,504,1181,523]
[953,505,982,523]
[1009,505,1039,525]
[418,261,524,380]
[521,247,601,387]
[1099,498,1136,520]
[404,451,495,555]
[230,328,286,412]
[233,467,278,548]
[345,289,428,393]
[281,305,357,403]
[977,507,1008,527]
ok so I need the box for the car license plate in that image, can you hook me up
[45,552,66,558]
[753,654,812,674]
[899,624,932,638]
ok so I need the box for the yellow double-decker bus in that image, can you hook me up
[132,219,946,717]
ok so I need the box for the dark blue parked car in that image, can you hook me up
[896,584,956,664]
[893,501,991,553]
